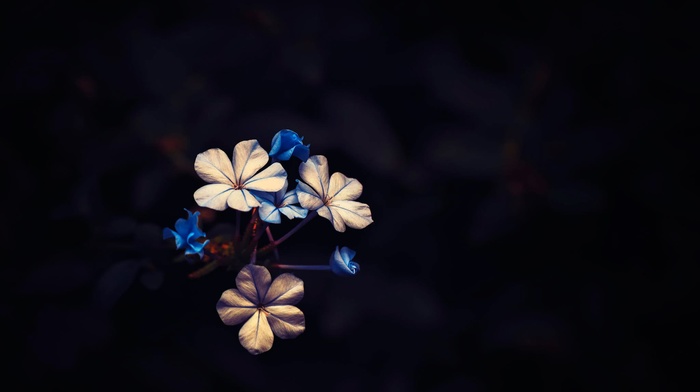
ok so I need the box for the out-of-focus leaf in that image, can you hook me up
[28,305,112,371]
[134,351,211,391]
[322,91,404,176]
[133,222,164,249]
[92,259,146,311]
[19,260,92,295]
[132,167,169,212]
[139,268,164,290]
[100,216,138,239]
[548,181,606,214]
[468,190,517,244]
[423,126,504,179]
[420,38,516,126]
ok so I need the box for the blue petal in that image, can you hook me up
[340,246,356,263]
[163,228,185,250]
[269,129,310,161]
[329,246,359,276]
[291,144,310,161]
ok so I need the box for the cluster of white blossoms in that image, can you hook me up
[163,129,372,354]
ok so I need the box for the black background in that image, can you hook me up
[3,0,697,391]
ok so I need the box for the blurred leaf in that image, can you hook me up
[19,260,92,295]
[139,268,164,290]
[468,190,517,244]
[424,126,503,179]
[132,167,169,212]
[134,351,211,391]
[322,90,404,175]
[133,222,164,249]
[100,216,138,239]
[92,259,146,311]
[420,38,516,126]
[28,305,112,371]
[548,181,606,214]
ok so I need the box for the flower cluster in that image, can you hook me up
[162,129,372,354]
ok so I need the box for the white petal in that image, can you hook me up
[258,203,281,224]
[295,181,325,210]
[330,200,374,230]
[236,264,271,304]
[193,184,234,211]
[266,305,305,339]
[298,155,329,199]
[243,162,287,192]
[317,205,346,232]
[226,189,261,212]
[232,140,269,184]
[216,289,257,326]
[328,172,363,201]
[263,273,304,306]
[194,148,236,185]
[281,189,299,206]
[279,205,307,220]
[238,311,274,355]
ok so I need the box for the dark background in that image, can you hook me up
[3,0,696,391]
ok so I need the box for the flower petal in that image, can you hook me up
[194,184,234,211]
[216,289,257,325]
[226,189,261,212]
[263,273,304,305]
[243,162,287,192]
[328,172,363,201]
[266,305,305,339]
[258,203,282,224]
[330,246,360,276]
[329,200,373,230]
[194,148,236,185]
[236,264,272,304]
[281,189,299,206]
[298,155,329,200]
[295,180,324,210]
[238,311,274,355]
[340,246,356,262]
[279,205,307,220]
[232,140,269,184]
[317,205,346,232]
[162,228,184,249]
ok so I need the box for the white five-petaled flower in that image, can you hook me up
[295,155,373,232]
[251,179,308,224]
[216,264,305,355]
[193,140,287,212]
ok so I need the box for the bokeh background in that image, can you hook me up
[3,0,696,391]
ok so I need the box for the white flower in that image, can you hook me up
[216,264,305,355]
[251,179,308,224]
[193,140,287,212]
[295,155,373,232]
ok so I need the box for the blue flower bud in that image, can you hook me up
[269,129,310,161]
[329,246,360,276]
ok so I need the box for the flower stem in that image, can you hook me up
[258,210,317,257]
[271,263,330,271]
[265,226,280,262]
[239,208,259,250]
[188,258,222,279]
[235,210,241,242]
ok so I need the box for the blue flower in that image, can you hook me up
[252,179,308,224]
[269,129,310,162]
[329,246,360,276]
[163,208,210,258]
